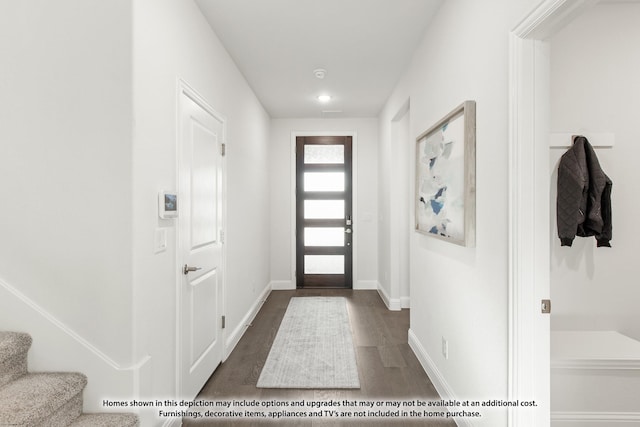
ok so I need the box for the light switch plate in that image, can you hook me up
[154,228,167,253]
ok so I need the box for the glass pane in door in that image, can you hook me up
[304,227,344,246]
[304,255,345,274]
[304,145,344,164]
[304,200,344,219]
[304,172,345,192]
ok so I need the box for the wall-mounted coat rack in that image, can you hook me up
[549,132,615,148]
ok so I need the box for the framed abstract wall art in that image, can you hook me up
[415,100,476,246]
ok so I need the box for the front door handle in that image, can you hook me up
[183,264,202,275]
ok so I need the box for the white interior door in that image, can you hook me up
[178,86,225,400]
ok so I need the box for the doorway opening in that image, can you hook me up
[295,136,353,289]
[509,1,601,425]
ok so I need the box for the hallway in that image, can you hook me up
[185,290,455,426]
[2,1,564,425]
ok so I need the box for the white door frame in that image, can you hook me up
[389,100,411,310]
[508,1,598,426]
[175,79,227,399]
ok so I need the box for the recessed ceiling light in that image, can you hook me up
[317,95,331,103]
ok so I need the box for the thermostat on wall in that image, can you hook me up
[158,191,178,219]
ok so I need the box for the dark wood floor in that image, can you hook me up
[184,290,455,426]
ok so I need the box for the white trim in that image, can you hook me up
[175,78,228,400]
[392,99,410,122]
[408,329,474,427]
[290,130,359,288]
[508,29,544,427]
[552,411,640,422]
[551,360,640,370]
[162,417,182,427]
[376,282,401,311]
[389,100,412,311]
[269,280,295,290]
[289,134,297,284]
[355,280,378,290]
[400,296,410,309]
[512,0,598,40]
[0,276,148,371]
[224,284,271,360]
[509,2,601,426]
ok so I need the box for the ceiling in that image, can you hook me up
[194,0,443,118]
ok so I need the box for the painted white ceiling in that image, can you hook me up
[195,0,443,118]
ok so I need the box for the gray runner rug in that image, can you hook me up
[256,296,360,389]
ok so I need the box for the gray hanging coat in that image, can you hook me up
[556,136,612,247]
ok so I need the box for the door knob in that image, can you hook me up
[183,264,202,275]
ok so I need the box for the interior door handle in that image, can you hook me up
[183,264,202,275]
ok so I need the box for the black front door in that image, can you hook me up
[296,136,353,288]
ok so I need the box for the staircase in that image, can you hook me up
[551,331,640,427]
[0,331,138,427]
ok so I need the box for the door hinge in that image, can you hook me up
[541,299,551,314]
[222,315,226,329]
[220,230,225,243]
[221,143,226,156]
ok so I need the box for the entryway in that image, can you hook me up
[186,289,456,427]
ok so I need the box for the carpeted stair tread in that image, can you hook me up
[69,413,139,426]
[0,372,87,426]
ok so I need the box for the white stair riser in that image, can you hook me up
[552,413,640,427]
[552,368,640,412]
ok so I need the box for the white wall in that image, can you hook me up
[378,1,540,425]
[549,3,640,341]
[132,0,271,418]
[269,118,378,289]
[0,1,271,422]
[0,0,134,367]
[0,0,138,412]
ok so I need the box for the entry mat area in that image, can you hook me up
[256,296,360,389]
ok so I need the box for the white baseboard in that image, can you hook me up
[400,296,410,309]
[224,283,271,360]
[408,329,472,427]
[355,280,379,290]
[270,280,294,290]
[552,411,640,426]
[270,280,379,292]
[376,282,401,311]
